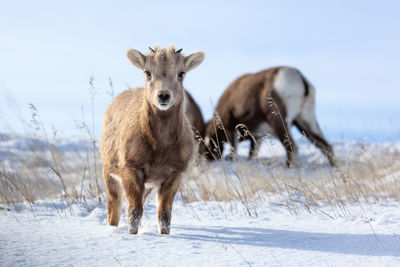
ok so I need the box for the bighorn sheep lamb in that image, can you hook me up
[204,66,335,167]
[100,46,205,234]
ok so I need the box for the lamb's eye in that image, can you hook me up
[144,71,151,78]
[178,72,185,79]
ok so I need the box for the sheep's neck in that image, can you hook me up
[141,100,184,151]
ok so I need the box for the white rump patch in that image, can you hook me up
[274,68,322,137]
[273,67,304,126]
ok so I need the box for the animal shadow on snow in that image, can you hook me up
[172,225,400,257]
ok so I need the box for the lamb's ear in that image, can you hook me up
[126,49,146,70]
[184,51,205,72]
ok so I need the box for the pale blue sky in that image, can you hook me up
[1,0,399,140]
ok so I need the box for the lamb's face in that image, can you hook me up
[126,46,205,112]
[144,49,185,111]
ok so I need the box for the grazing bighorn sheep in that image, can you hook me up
[100,46,205,234]
[184,91,206,143]
[204,66,335,167]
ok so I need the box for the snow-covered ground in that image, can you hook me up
[1,198,400,266]
[1,134,400,266]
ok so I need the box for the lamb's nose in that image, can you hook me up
[158,93,170,102]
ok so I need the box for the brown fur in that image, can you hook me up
[184,91,206,142]
[100,46,205,234]
[204,67,335,167]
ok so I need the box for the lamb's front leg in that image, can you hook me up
[157,175,182,234]
[121,166,144,234]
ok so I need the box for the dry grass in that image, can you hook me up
[0,111,103,214]
[0,86,399,219]
[2,126,399,218]
[0,78,105,213]
[177,100,400,218]
[180,135,400,218]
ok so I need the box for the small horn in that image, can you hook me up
[149,46,155,53]
[175,48,183,54]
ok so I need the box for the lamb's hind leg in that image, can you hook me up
[157,175,182,234]
[120,165,145,234]
[103,165,122,226]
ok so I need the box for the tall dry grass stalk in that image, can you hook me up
[1,83,399,220]
[0,79,107,213]
[180,111,400,219]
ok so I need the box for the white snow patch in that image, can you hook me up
[1,199,400,266]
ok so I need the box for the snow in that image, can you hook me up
[1,198,400,266]
[1,135,400,266]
